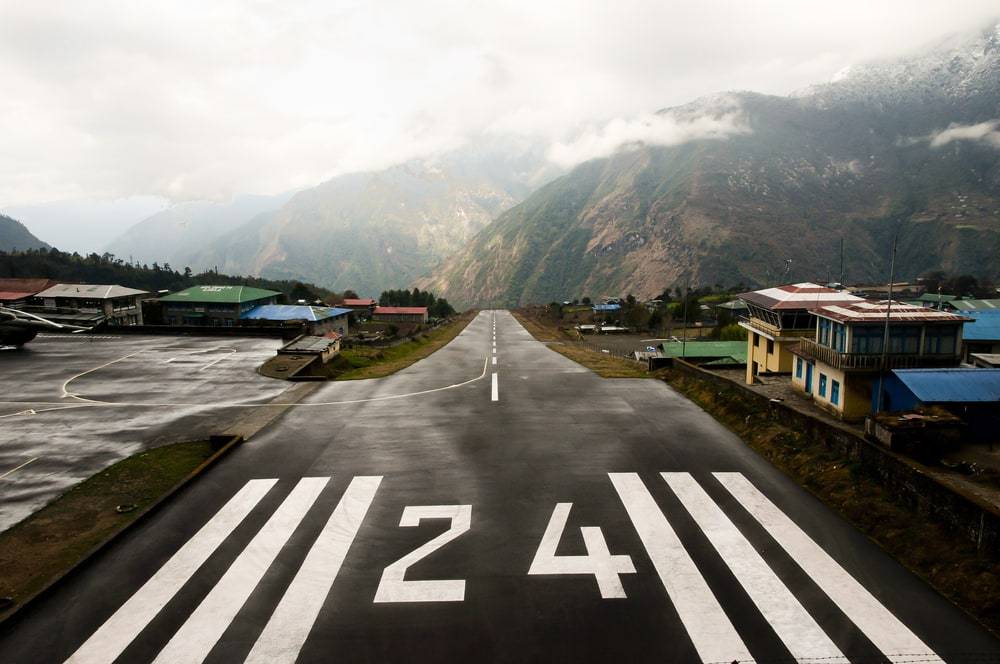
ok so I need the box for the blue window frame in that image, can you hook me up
[795,357,803,378]
[831,380,840,406]
[819,373,827,398]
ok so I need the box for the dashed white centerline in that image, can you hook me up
[492,357,497,365]
[491,372,498,401]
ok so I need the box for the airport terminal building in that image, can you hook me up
[159,285,280,326]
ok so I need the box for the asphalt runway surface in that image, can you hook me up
[1,311,999,663]
[0,334,288,530]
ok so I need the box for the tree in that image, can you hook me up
[581,296,592,305]
[343,289,358,299]
[289,282,319,303]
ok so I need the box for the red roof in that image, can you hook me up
[739,282,864,311]
[342,298,376,307]
[0,278,57,294]
[811,300,972,324]
[0,291,36,301]
[374,306,428,315]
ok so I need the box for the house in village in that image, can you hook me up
[241,304,351,336]
[372,306,428,324]
[159,285,279,326]
[340,298,377,318]
[32,283,150,325]
[738,283,864,385]
[790,300,969,421]
[0,278,58,308]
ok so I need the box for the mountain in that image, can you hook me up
[105,193,294,269]
[2,197,167,254]
[420,22,1000,308]
[0,214,50,251]
[185,139,556,294]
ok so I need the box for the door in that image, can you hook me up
[804,362,813,393]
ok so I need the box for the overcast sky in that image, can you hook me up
[1,0,998,210]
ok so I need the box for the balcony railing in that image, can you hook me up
[796,338,959,371]
[738,316,814,339]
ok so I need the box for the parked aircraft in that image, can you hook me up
[0,306,90,347]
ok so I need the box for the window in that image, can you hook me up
[818,374,827,398]
[888,325,921,354]
[831,380,840,406]
[851,325,882,354]
[818,318,831,346]
[832,323,846,352]
[795,357,803,378]
[766,339,774,355]
[924,325,957,355]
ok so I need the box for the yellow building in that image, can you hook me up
[738,283,863,385]
[790,300,969,421]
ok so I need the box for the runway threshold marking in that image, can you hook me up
[246,476,382,663]
[0,457,38,480]
[154,478,329,664]
[609,472,752,663]
[66,479,277,664]
[663,473,843,661]
[714,472,942,663]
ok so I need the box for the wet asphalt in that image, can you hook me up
[0,311,998,663]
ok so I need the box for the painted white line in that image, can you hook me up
[246,476,381,663]
[491,372,498,401]
[61,351,143,401]
[374,505,472,603]
[198,355,229,371]
[663,473,842,661]
[66,479,277,664]
[153,477,328,664]
[491,356,497,365]
[0,457,38,480]
[714,472,942,663]
[527,503,635,598]
[609,472,751,663]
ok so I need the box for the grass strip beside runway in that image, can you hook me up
[333,312,476,381]
[512,310,648,378]
[0,441,216,622]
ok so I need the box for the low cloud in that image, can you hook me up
[547,106,750,168]
[928,120,1000,149]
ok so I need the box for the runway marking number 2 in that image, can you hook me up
[528,503,635,598]
[374,505,472,603]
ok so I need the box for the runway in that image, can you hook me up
[1,311,997,663]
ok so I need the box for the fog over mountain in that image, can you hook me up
[2,3,999,296]
[420,22,1000,307]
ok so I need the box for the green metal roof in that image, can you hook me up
[657,340,747,363]
[912,293,957,303]
[159,285,280,304]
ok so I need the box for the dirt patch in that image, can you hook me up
[660,367,1000,635]
[513,310,649,379]
[0,440,215,621]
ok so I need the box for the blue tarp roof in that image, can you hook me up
[960,310,1000,341]
[891,368,1000,403]
[593,304,621,311]
[241,304,351,322]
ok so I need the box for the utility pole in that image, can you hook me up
[874,234,897,414]
[839,238,845,285]
[681,282,689,358]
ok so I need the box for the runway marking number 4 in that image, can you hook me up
[374,505,472,603]
[528,502,636,598]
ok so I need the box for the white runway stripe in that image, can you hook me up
[609,473,751,663]
[245,476,382,663]
[491,372,498,401]
[663,473,844,661]
[152,477,329,664]
[714,472,942,663]
[66,479,277,664]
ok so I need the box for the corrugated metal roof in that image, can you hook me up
[738,282,863,311]
[658,340,748,362]
[593,304,621,311]
[0,291,36,301]
[342,298,376,306]
[36,283,149,299]
[961,310,1000,341]
[950,299,1000,310]
[159,285,279,304]
[812,300,969,323]
[241,304,350,322]
[891,368,1000,403]
[0,278,56,293]
[374,306,428,315]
